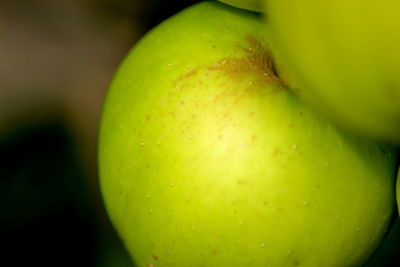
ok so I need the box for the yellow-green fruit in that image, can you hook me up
[99,2,397,266]
[218,0,263,12]
[265,0,400,143]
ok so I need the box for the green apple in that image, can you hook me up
[99,2,397,266]
[218,0,263,12]
[265,0,400,143]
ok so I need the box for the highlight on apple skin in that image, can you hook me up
[98,2,398,267]
[265,0,400,143]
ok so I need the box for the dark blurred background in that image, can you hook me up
[0,0,199,266]
[0,0,398,266]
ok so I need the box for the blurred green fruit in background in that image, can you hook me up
[99,2,398,266]
[218,0,263,12]
[265,0,400,143]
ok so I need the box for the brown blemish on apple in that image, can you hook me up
[172,35,285,91]
[152,254,158,260]
[207,35,284,90]
[237,179,248,185]
[172,68,198,88]
[272,147,282,156]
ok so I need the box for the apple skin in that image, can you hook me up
[264,0,400,143]
[99,2,397,266]
[218,0,263,12]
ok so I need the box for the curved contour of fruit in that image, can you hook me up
[265,0,400,143]
[99,2,397,267]
[218,0,263,12]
